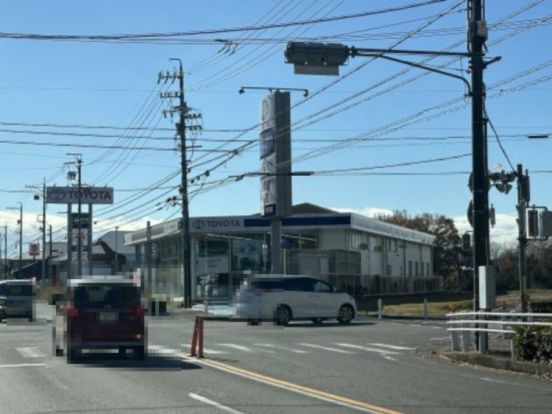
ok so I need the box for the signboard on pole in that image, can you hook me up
[29,243,40,256]
[46,187,114,204]
[259,91,292,217]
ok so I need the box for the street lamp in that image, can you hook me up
[115,226,119,274]
[6,203,23,275]
[284,17,499,353]
[28,178,47,282]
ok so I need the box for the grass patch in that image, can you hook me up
[363,289,552,318]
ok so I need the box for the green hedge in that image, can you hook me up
[514,326,552,364]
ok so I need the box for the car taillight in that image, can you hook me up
[67,307,79,318]
[133,304,145,317]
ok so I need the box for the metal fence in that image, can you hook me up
[447,311,552,357]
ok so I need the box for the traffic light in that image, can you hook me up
[462,233,471,251]
[527,209,539,238]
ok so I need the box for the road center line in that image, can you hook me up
[189,392,244,414]
[192,356,403,414]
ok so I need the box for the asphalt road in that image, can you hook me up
[0,302,550,414]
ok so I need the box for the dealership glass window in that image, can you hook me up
[415,262,419,277]
[352,232,369,250]
[426,263,430,277]
[231,237,263,271]
[371,236,383,251]
[408,261,413,277]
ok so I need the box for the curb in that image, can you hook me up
[444,352,552,376]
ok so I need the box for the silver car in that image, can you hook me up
[233,275,357,326]
[0,280,35,322]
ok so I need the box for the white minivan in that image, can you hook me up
[233,275,357,325]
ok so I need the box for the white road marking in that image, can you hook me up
[254,343,308,354]
[408,324,424,327]
[0,363,46,368]
[383,355,399,362]
[299,343,355,354]
[335,343,400,355]
[217,343,253,352]
[148,345,179,356]
[203,348,229,355]
[16,346,45,358]
[481,377,508,384]
[367,343,414,351]
[189,392,244,414]
[430,336,450,341]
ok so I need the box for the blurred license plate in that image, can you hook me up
[99,311,118,323]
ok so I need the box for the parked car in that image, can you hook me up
[52,277,146,362]
[0,279,35,322]
[233,275,357,325]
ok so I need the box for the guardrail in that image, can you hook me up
[446,311,552,357]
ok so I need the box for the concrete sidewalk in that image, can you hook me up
[416,333,552,379]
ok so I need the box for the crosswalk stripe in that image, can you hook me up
[203,348,229,355]
[299,343,355,354]
[334,343,399,355]
[254,343,308,354]
[367,343,414,351]
[217,343,253,352]
[16,347,45,358]
[0,363,46,368]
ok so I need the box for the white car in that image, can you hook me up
[233,275,357,325]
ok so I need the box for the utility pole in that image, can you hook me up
[18,204,22,275]
[76,156,83,276]
[516,164,529,313]
[42,179,47,281]
[468,0,489,352]
[159,59,201,308]
[2,225,6,278]
[115,226,119,274]
[49,225,53,284]
[88,204,93,276]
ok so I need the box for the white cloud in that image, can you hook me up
[332,206,394,218]
[454,212,518,247]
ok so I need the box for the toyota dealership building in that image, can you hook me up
[125,203,438,303]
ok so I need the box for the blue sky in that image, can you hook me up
[0,0,551,256]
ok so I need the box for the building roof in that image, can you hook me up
[125,203,435,246]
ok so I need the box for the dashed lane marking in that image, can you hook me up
[189,392,244,414]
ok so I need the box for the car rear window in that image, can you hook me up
[0,283,33,296]
[74,284,139,309]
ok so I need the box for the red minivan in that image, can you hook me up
[53,277,146,362]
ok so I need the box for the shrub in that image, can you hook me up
[514,326,552,364]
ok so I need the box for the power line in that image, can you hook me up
[0,1,445,42]
[486,111,516,172]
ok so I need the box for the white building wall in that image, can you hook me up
[318,229,349,250]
